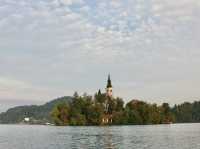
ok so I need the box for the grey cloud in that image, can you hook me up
[0,0,200,104]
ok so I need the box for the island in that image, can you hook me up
[0,75,200,126]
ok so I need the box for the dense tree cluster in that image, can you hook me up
[1,94,200,125]
[51,91,175,126]
[172,101,200,123]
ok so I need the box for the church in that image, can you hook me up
[106,75,113,98]
[101,75,114,125]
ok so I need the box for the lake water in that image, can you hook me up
[0,124,200,149]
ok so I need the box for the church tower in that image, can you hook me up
[106,74,113,98]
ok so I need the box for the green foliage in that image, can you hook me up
[50,95,175,126]
[1,93,200,125]
[115,97,124,111]
[148,104,161,124]
[51,103,69,126]
[172,101,200,123]
[160,103,174,124]
[86,103,104,125]
[69,114,86,126]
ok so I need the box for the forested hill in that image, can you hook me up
[0,96,72,124]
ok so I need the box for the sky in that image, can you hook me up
[0,0,200,112]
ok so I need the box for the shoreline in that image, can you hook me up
[1,122,200,127]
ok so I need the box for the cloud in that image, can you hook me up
[0,77,29,89]
[60,0,84,5]
[0,0,200,104]
[0,76,74,102]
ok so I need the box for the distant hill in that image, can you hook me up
[0,96,72,124]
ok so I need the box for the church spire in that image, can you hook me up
[106,74,112,88]
[106,74,113,97]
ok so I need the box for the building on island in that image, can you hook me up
[24,117,30,122]
[101,75,114,125]
[106,74,113,98]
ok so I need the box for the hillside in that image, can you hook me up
[0,96,72,124]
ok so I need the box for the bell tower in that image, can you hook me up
[106,74,113,98]
[102,74,113,125]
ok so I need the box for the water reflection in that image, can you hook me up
[96,127,115,149]
[70,127,118,149]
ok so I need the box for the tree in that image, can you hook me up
[70,114,86,126]
[86,103,104,125]
[95,90,106,104]
[51,103,69,126]
[73,91,79,98]
[160,103,174,123]
[98,89,101,96]
[149,104,161,124]
[49,92,200,126]
[115,97,124,111]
